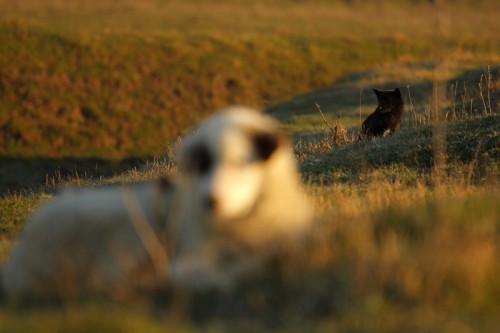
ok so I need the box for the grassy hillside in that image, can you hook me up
[300,114,499,178]
[1,131,499,332]
[1,0,499,158]
[1,1,499,332]
[1,76,499,332]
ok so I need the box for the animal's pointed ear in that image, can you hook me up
[372,88,381,97]
[394,88,402,98]
[253,131,285,161]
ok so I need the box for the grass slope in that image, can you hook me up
[301,114,500,178]
[1,130,499,332]
[1,104,499,333]
[1,1,499,332]
[1,0,499,158]
[0,20,390,157]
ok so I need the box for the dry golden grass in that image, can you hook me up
[3,173,498,332]
[0,1,499,331]
[0,0,499,158]
[1,0,498,41]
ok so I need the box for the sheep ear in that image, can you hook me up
[253,131,282,161]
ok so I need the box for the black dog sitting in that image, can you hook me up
[360,88,404,139]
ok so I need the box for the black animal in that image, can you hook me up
[360,88,404,139]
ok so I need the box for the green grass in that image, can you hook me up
[299,114,500,179]
[0,0,499,158]
[0,304,198,333]
[1,111,499,332]
[1,177,499,332]
[1,0,500,332]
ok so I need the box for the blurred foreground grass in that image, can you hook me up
[1,182,499,332]
[1,1,499,331]
[1,111,499,332]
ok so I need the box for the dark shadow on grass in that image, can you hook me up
[266,64,499,127]
[300,114,500,183]
[0,157,150,196]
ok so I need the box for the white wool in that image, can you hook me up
[1,180,173,298]
[1,106,313,296]
[170,106,313,289]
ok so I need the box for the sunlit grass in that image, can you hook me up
[0,0,499,158]
[1,172,498,332]
[1,0,498,40]
[0,0,499,331]
[0,304,198,333]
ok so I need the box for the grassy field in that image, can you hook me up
[1,0,498,158]
[1,0,499,332]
